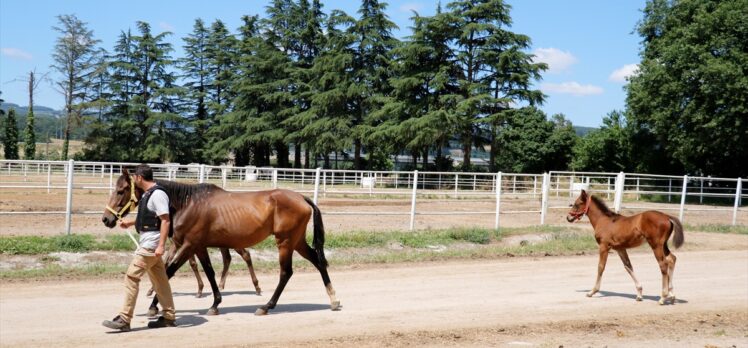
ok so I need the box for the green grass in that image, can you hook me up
[685,224,748,234]
[0,234,136,255]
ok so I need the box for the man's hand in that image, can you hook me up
[119,220,132,229]
[155,245,165,258]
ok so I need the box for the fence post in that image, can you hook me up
[454,174,458,198]
[47,164,52,194]
[108,165,114,195]
[198,164,206,184]
[495,172,502,230]
[733,178,742,226]
[221,167,227,188]
[272,169,278,189]
[313,167,321,204]
[64,159,74,236]
[533,176,537,199]
[540,173,549,225]
[679,175,688,221]
[668,179,672,202]
[700,177,704,204]
[410,170,419,231]
[614,172,625,213]
[636,178,640,201]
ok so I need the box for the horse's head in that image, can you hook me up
[567,189,592,223]
[101,168,144,228]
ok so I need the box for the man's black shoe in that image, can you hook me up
[102,315,131,332]
[147,316,176,328]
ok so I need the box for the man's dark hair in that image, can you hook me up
[134,164,154,181]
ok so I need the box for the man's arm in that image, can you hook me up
[119,219,135,229]
[156,214,170,258]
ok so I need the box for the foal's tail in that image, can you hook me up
[669,216,685,249]
[303,196,328,268]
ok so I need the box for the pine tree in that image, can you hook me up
[4,108,19,160]
[181,19,211,163]
[24,72,36,159]
[350,0,399,169]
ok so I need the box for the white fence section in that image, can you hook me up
[1,160,746,235]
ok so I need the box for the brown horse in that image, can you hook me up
[102,169,339,316]
[567,190,684,305]
[146,244,261,298]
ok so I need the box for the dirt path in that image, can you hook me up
[1,250,747,347]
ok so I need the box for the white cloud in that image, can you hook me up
[1,47,32,60]
[609,64,639,83]
[399,2,424,13]
[159,22,175,32]
[541,82,604,96]
[532,48,577,73]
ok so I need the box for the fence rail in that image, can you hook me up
[1,160,745,235]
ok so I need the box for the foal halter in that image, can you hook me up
[106,176,138,221]
[568,196,592,222]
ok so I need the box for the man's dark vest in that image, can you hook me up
[135,185,168,233]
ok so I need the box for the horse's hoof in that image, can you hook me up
[586,292,594,297]
[147,307,159,318]
[255,288,262,296]
[206,308,219,316]
[636,296,643,302]
[255,307,268,316]
[195,292,203,298]
[331,300,341,311]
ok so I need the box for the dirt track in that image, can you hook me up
[1,250,747,347]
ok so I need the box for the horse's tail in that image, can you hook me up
[669,216,685,249]
[303,196,328,268]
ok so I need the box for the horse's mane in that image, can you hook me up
[590,195,619,218]
[155,179,219,209]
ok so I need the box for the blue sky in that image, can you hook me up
[0,0,645,127]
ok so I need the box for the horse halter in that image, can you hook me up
[568,196,592,222]
[106,176,138,221]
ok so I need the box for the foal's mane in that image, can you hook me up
[155,179,219,209]
[590,195,619,218]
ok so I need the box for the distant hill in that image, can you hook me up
[573,126,596,137]
[0,102,87,142]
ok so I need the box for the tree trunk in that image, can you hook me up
[354,139,362,170]
[276,142,289,168]
[489,123,497,172]
[422,146,429,169]
[304,146,310,169]
[323,154,330,169]
[294,142,301,168]
[462,136,471,170]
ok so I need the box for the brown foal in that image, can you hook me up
[567,190,684,305]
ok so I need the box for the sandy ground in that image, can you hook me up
[1,250,747,347]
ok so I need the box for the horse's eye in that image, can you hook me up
[117,190,124,195]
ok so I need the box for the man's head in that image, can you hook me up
[132,164,154,189]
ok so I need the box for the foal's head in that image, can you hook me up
[567,189,592,222]
[101,168,144,228]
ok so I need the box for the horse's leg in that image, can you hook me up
[652,244,670,305]
[148,243,194,317]
[295,242,340,311]
[188,255,204,298]
[234,248,262,295]
[219,248,231,290]
[617,249,643,301]
[256,245,293,316]
[195,248,222,315]
[664,243,677,303]
[587,244,610,297]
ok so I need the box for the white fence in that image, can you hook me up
[1,160,746,235]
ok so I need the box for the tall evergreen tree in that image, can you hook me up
[23,71,37,159]
[350,0,399,169]
[4,108,19,160]
[181,18,212,163]
[51,14,101,159]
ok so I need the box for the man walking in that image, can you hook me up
[103,164,177,331]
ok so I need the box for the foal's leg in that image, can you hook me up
[588,244,610,297]
[256,245,294,316]
[234,248,262,295]
[295,242,340,311]
[218,248,231,290]
[617,249,643,301]
[188,256,204,298]
[195,248,222,315]
[652,245,670,305]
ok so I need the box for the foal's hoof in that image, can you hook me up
[195,292,203,298]
[255,288,262,296]
[147,307,159,318]
[635,296,643,302]
[206,308,219,316]
[255,307,268,316]
[331,300,341,311]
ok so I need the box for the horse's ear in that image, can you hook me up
[580,189,587,198]
[122,168,129,176]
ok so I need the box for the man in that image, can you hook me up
[103,164,177,331]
